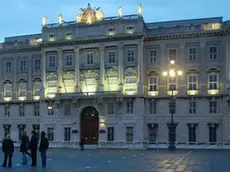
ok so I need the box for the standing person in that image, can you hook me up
[20,131,30,165]
[39,132,49,168]
[1,134,14,168]
[80,136,84,151]
[29,131,38,167]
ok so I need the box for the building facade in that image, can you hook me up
[0,3,230,149]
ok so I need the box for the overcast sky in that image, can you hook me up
[0,0,229,42]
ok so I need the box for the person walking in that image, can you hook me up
[1,134,14,168]
[39,132,49,168]
[20,131,30,165]
[29,131,38,167]
[80,136,84,151]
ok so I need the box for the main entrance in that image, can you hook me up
[80,106,99,145]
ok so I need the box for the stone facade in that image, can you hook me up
[0,5,230,149]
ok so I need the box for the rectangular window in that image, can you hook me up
[189,99,196,114]
[107,102,114,114]
[188,75,197,90]
[209,46,217,60]
[64,103,71,115]
[47,127,54,141]
[64,127,71,141]
[34,103,40,116]
[18,125,25,141]
[148,124,157,143]
[19,104,25,117]
[4,83,12,97]
[34,59,41,71]
[209,100,217,113]
[3,125,11,138]
[126,126,133,142]
[209,126,217,143]
[169,77,176,90]
[20,60,26,72]
[148,77,158,91]
[87,53,94,65]
[127,49,135,63]
[49,56,56,68]
[65,55,73,66]
[107,127,114,141]
[208,74,218,90]
[32,124,40,140]
[169,49,176,61]
[188,48,196,61]
[5,105,10,117]
[149,50,157,63]
[149,100,156,114]
[33,81,41,96]
[188,126,196,142]
[48,108,54,116]
[18,82,26,97]
[127,100,134,114]
[108,51,115,64]
[5,61,12,73]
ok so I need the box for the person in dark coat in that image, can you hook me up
[80,136,84,151]
[20,131,31,165]
[29,131,38,167]
[2,134,14,168]
[39,132,49,168]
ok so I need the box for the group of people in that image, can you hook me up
[1,130,49,168]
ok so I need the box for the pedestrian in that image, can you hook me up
[80,136,84,151]
[20,131,31,165]
[1,134,14,168]
[39,131,49,168]
[29,131,38,167]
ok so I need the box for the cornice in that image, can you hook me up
[0,46,41,54]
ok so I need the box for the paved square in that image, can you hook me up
[0,148,230,172]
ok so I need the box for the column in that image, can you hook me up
[118,43,124,91]
[199,41,206,95]
[41,52,46,100]
[159,43,166,96]
[178,43,186,96]
[74,48,80,92]
[137,41,144,96]
[12,57,17,100]
[27,56,32,100]
[57,49,63,93]
[99,46,105,91]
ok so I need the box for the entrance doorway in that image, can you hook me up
[80,106,99,145]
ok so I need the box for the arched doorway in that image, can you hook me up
[80,106,99,145]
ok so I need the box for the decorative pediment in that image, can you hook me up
[80,70,99,81]
[46,73,57,81]
[105,68,118,78]
[63,72,75,81]
[124,68,137,77]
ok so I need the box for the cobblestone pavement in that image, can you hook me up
[0,148,230,172]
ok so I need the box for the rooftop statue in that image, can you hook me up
[58,13,63,25]
[137,2,142,16]
[42,16,47,26]
[118,6,123,18]
[76,3,104,25]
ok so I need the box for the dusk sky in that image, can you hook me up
[0,0,229,42]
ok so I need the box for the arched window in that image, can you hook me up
[62,72,75,93]
[18,79,27,97]
[105,68,118,85]
[187,69,198,91]
[207,68,220,90]
[3,80,12,98]
[46,73,58,95]
[33,78,42,97]
[124,68,137,84]
[147,71,158,92]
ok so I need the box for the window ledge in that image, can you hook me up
[207,89,219,95]
[148,91,158,96]
[187,90,198,95]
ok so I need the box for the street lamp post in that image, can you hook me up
[163,60,183,151]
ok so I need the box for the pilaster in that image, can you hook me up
[27,55,32,100]
[99,46,105,91]
[159,43,166,96]
[74,48,80,92]
[199,41,206,95]
[178,43,186,96]
[12,56,17,100]
[41,52,46,100]
[137,41,144,96]
[118,43,124,91]
[57,49,63,92]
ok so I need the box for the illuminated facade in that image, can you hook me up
[0,3,230,149]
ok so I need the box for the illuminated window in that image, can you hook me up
[208,74,218,90]
[148,76,158,91]
[169,49,176,61]
[149,50,157,63]
[126,126,133,142]
[47,127,54,141]
[34,58,41,71]
[87,52,94,65]
[18,81,27,97]
[20,60,26,72]
[188,75,197,90]
[65,54,73,66]
[209,99,217,114]
[209,46,217,60]
[189,99,196,114]
[4,82,12,98]
[107,127,114,141]
[126,49,135,63]
[188,48,196,61]
[48,56,56,68]
[33,80,41,96]
[64,127,71,141]
[5,61,12,73]
[19,104,25,116]
[108,51,115,64]
[149,100,156,114]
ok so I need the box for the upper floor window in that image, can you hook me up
[87,52,94,65]
[5,61,12,73]
[207,68,219,90]
[148,76,158,91]
[108,27,115,32]
[18,81,27,97]
[126,26,135,31]
[65,32,72,36]
[188,48,196,61]
[4,81,12,97]
[209,46,217,60]
[188,75,197,90]
[168,77,177,90]
[169,49,176,61]
[33,79,41,96]
[48,56,56,68]
[65,54,73,67]
[48,33,55,38]
[108,51,116,64]
[20,60,26,72]
[34,59,41,71]
[149,50,157,63]
[126,49,135,63]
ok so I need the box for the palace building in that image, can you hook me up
[0,3,230,149]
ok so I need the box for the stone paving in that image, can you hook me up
[0,148,230,172]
